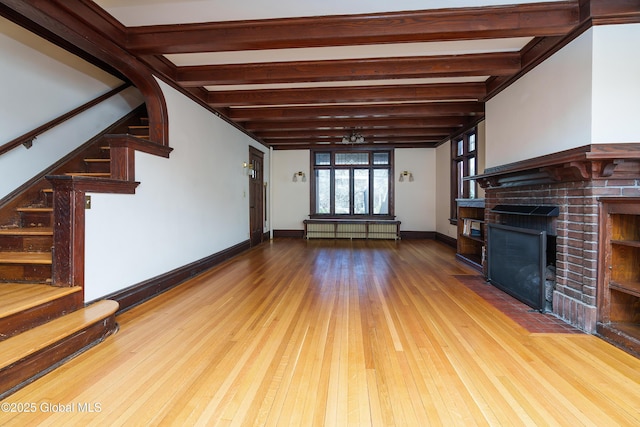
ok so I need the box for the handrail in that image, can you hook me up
[0,82,131,156]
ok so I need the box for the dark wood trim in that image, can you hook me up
[400,231,436,240]
[596,324,640,358]
[254,128,452,140]
[0,107,143,216]
[0,83,130,157]
[103,134,173,181]
[0,0,170,147]
[103,240,251,313]
[486,1,640,102]
[273,230,305,239]
[435,232,457,248]
[177,53,520,87]
[229,102,484,122]
[245,117,465,132]
[476,143,640,188]
[104,134,173,158]
[46,176,140,291]
[126,2,578,54]
[0,4,126,80]
[582,0,640,26]
[207,82,487,108]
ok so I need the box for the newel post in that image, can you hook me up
[47,176,86,288]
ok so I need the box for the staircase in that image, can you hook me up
[0,112,150,398]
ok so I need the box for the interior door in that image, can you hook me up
[248,147,264,247]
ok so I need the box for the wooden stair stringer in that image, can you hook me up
[0,299,119,399]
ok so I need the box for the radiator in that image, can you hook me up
[304,220,400,240]
[305,222,335,239]
[336,222,367,239]
[367,223,400,239]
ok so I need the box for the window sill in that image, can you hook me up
[309,215,396,221]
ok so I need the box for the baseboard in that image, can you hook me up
[273,229,305,238]
[400,231,435,239]
[103,239,251,313]
[435,232,457,248]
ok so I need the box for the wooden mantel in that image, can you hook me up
[474,143,640,188]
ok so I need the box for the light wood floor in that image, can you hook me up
[2,239,639,426]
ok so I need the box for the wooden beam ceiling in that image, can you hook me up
[125,2,579,53]
[5,0,639,150]
[129,2,584,149]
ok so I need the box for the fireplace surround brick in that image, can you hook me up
[477,144,640,333]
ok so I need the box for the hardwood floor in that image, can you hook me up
[1,239,639,426]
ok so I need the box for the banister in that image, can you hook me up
[0,82,131,157]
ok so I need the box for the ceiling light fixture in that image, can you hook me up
[340,130,365,145]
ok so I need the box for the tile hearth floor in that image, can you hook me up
[454,275,583,334]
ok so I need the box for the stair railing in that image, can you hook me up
[0,83,131,157]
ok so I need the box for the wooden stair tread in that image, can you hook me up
[0,252,51,264]
[83,158,110,163]
[0,300,118,369]
[0,227,53,236]
[65,172,110,177]
[0,284,82,320]
[128,125,149,129]
[15,207,52,213]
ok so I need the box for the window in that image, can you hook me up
[311,150,393,218]
[451,129,478,222]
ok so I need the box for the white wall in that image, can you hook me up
[394,148,436,231]
[485,29,593,168]
[84,79,269,301]
[592,24,640,143]
[0,17,141,199]
[271,149,310,230]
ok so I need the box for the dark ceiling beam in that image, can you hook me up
[253,128,453,139]
[581,0,640,25]
[270,141,441,150]
[228,101,483,121]
[126,2,579,54]
[176,53,520,86]
[243,117,466,131]
[264,135,444,145]
[206,82,486,107]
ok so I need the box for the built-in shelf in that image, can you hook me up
[597,198,640,357]
[456,199,485,271]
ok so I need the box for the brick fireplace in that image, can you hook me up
[476,143,640,333]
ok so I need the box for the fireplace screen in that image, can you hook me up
[487,223,546,311]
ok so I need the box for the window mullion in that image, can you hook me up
[349,168,355,215]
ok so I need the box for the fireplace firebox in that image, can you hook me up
[487,223,547,311]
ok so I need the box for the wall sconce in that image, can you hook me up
[292,171,306,182]
[243,162,255,178]
[398,171,414,182]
